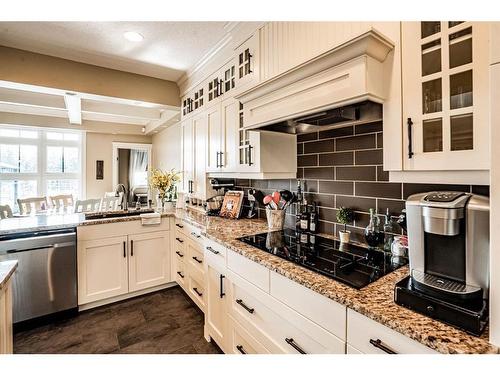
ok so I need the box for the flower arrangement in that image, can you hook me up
[149,168,181,202]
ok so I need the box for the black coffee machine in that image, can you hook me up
[394,192,489,336]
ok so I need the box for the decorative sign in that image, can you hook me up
[96,160,104,180]
[219,191,244,219]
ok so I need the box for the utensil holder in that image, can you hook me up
[266,208,285,230]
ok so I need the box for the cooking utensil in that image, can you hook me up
[272,191,281,205]
[251,189,265,206]
[280,190,293,202]
[263,195,278,210]
[282,193,297,211]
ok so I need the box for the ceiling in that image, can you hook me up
[0,22,229,82]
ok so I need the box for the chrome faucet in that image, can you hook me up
[115,184,128,210]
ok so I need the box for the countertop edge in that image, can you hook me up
[0,260,18,291]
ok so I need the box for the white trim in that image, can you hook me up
[389,170,489,185]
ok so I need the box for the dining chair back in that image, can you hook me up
[0,205,13,219]
[74,199,101,213]
[17,197,48,215]
[100,196,121,211]
[50,194,74,209]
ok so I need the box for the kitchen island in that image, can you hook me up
[0,260,17,353]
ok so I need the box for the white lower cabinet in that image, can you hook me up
[347,309,436,354]
[0,279,13,354]
[77,219,172,307]
[205,256,228,352]
[229,316,270,354]
[128,231,170,292]
[77,235,129,304]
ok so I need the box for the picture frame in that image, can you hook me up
[219,190,244,219]
[96,160,104,180]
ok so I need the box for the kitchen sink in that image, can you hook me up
[84,209,155,220]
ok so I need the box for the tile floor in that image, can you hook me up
[14,286,223,354]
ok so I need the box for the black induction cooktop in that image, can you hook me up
[238,229,407,289]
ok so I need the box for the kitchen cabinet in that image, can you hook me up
[234,33,260,93]
[128,231,171,292]
[206,104,222,172]
[77,235,129,304]
[401,21,490,171]
[205,258,228,351]
[0,279,13,354]
[181,120,194,194]
[346,309,436,354]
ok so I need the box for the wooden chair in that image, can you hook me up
[99,196,121,211]
[50,194,74,209]
[17,197,48,215]
[74,199,101,213]
[0,205,13,219]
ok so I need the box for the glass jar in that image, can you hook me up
[364,208,384,248]
[391,235,409,257]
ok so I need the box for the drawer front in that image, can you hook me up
[229,316,270,354]
[174,220,186,233]
[174,230,187,249]
[188,276,205,312]
[229,271,345,354]
[270,271,346,340]
[347,309,436,354]
[187,240,205,280]
[227,250,269,292]
[174,259,187,290]
[204,238,227,266]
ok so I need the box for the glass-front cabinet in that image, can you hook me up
[402,21,489,170]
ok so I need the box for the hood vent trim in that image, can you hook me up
[236,29,394,132]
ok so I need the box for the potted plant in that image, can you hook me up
[149,168,181,211]
[336,207,355,243]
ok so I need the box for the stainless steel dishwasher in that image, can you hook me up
[0,227,77,324]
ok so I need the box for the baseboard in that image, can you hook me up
[78,282,178,311]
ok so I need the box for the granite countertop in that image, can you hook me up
[175,209,498,354]
[0,260,18,290]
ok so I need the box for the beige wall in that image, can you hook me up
[151,122,182,172]
[0,46,180,106]
[86,132,152,199]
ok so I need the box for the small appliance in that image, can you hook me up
[238,229,407,289]
[204,178,235,216]
[394,191,489,336]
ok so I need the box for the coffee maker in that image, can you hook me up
[394,191,489,335]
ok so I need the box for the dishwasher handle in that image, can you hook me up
[0,232,76,253]
[5,241,75,254]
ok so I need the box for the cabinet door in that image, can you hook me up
[78,236,129,304]
[206,105,222,172]
[235,33,260,91]
[182,120,194,193]
[236,102,260,172]
[220,98,238,171]
[206,260,228,351]
[193,113,208,200]
[0,281,13,354]
[128,231,171,292]
[402,21,489,170]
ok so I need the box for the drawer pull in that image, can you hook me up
[175,223,184,228]
[191,232,201,239]
[193,287,203,297]
[123,241,126,258]
[176,237,184,243]
[285,338,307,354]
[175,251,184,258]
[176,271,185,279]
[236,299,254,314]
[206,246,220,255]
[192,256,203,264]
[369,339,397,354]
[236,345,247,354]
[130,240,134,256]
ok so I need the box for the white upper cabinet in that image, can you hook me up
[234,33,260,93]
[402,22,490,171]
[206,104,223,172]
[181,120,194,194]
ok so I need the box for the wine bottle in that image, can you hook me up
[309,202,318,233]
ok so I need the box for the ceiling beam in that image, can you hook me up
[64,93,82,125]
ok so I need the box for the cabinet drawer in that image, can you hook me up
[187,241,205,280]
[229,316,270,354]
[174,220,186,233]
[188,276,205,312]
[347,309,436,354]
[174,259,187,290]
[174,230,187,249]
[227,250,269,292]
[270,271,346,340]
[204,238,227,266]
[229,271,345,354]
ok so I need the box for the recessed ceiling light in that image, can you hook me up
[123,31,144,42]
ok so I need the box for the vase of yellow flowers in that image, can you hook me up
[149,168,181,212]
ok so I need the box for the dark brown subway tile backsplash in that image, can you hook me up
[235,120,489,241]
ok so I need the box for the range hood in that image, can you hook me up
[236,29,394,133]
[260,101,382,134]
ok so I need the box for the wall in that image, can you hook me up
[151,122,182,172]
[86,132,152,199]
[235,120,489,243]
[118,148,131,192]
[0,46,180,106]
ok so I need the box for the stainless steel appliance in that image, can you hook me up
[0,228,77,325]
[239,229,407,289]
[395,191,489,335]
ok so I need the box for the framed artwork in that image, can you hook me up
[219,191,244,219]
[96,160,104,180]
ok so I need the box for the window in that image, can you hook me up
[0,125,84,212]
